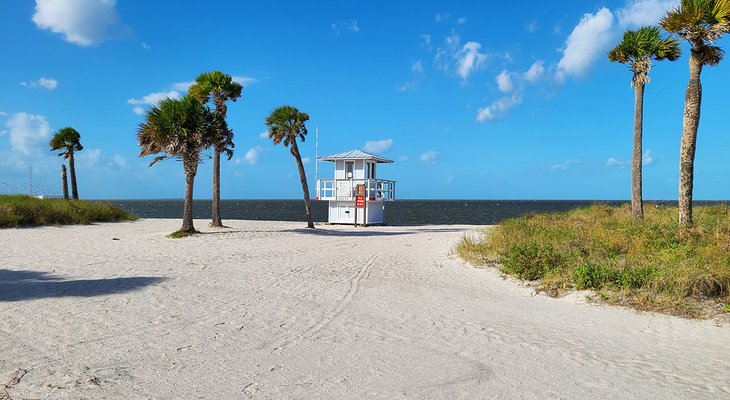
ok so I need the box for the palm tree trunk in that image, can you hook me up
[290,141,314,228]
[61,164,69,200]
[181,164,197,233]
[210,147,223,227]
[678,53,703,227]
[631,82,645,219]
[69,151,79,199]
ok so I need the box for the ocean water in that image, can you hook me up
[106,199,728,226]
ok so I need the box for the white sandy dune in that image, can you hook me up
[1,219,729,399]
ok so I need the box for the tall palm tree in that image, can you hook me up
[137,96,216,234]
[50,127,83,199]
[188,71,243,228]
[265,105,315,229]
[608,26,681,219]
[661,0,730,227]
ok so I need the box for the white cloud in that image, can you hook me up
[617,0,679,28]
[551,160,577,171]
[455,41,488,80]
[398,155,408,162]
[302,157,311,164]
[127,90,181,114]
[420,34,432,48]
[606,157,629,167]
[412,60,424,75]
[446,176,454,184]
[456,17,467,25]
[80,148,102,165]
[363,138,393,154]
[420,150,439,165]
[32,0,122,46]
[435,13,450,22]
[399,61,425,92]
[496,70,513,93]
[172,81,193,91]
[141,41,151,50]
[331,20,359,35]
[2,113,51,154]
[78,148,129,170]
[259,131,269,139]
[556,8,615,81]
[525,19,539,33]
[606,150,654,167]
[476,94,523,122]
[524,61,545,83]
[0,112,8,116]
[110,153,128,169]
[435,33,459,71]
[243,146,264,165]
[643,149,654,165]
[21,77,58,90]
[232,76,258,86]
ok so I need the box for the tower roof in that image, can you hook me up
[318,150,393,163]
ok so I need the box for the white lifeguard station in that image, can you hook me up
[316,150,396,225]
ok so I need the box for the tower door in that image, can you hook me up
[338,204,354,223]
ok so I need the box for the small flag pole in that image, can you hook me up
[314,125,319,200]
[315,126,319,198]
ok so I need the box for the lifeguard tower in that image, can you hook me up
[316,150,396,225]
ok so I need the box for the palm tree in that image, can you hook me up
[188,71,243,228]
[661,0,730,227]
[50,127,83,199]
[608,26,681,219]
[137,96,216,234]
[265,105,315,229]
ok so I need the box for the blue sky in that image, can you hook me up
[1,0,728,200]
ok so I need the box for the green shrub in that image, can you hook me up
[500,245,561,280]
[0,195,136,228]
[457,204,730,318]
[574,264,618,290]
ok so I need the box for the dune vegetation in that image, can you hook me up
[0,195,136,228]
[457,204,730,318]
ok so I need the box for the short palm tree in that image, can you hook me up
[137,96,216,234]
[50,127,83,199]
[265,105,315,229]
[608,26,680,219]
[189,71,243,228]
[661,0,730,227]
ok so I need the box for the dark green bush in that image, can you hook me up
[0,195,136,227]
[574,264,618,290]
[500,245,561,280]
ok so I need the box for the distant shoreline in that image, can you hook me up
[102,199,730,226]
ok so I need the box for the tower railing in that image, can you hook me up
[316,179,396,201]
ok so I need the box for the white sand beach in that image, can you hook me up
[1,219,729,399]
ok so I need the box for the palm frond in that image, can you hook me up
[608,26,681,86]
[265,105,309,149]
[50,127,82,155]
[136,96,216,168]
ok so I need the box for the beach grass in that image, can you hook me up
[0,195,136,228]
[457,204,730,318]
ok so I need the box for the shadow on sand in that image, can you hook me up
[0,269,165,302]
[286,228,413,237]
[285,226,468,237]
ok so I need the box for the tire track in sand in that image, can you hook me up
[303,253,378,338]
[269,253,379,352]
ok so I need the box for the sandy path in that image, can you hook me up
[1,219,728,399]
